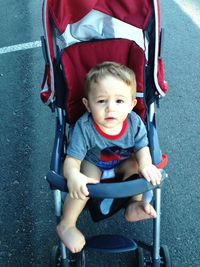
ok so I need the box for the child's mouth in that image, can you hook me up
[105,117,116,121]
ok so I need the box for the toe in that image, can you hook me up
[145,203,156,218]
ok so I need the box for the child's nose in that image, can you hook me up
[106,100,116,112]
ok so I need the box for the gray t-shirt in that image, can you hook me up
[67,111,148,170]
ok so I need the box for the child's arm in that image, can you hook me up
[135,147,161,186]
[64,156,98,200]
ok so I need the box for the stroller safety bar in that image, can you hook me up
[46,170,166,198]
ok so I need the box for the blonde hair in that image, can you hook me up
[85,61,137,98]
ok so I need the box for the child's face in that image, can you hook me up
[83,75,137,135]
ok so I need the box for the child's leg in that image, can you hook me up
[115,156,156,222]
[56,160,101,253]
[56,195,88,253]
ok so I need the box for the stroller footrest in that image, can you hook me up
[85,234,137,253]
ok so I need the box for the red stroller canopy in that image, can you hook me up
[48,0,153,33]
[41,0,168,109]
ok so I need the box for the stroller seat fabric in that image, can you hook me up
[60,39,146,124]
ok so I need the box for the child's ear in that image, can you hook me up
[82,98,91,112]
[130,98,137,112]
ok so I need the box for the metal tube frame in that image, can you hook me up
[51,107,69,266]
[152,187,161,266]
[149,103,162,267]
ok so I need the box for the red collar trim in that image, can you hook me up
[93,118,128,140]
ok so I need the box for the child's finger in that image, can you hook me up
[154,168,162,184]
[141,169,151,182]
[70,192,77,199]
[80,184,89,196]
[86,177,99,184]
[73,192,79,199]
[77,190,87,200]
[144,169,157,185]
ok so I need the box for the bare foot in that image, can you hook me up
[56,223,85,253]
[125,201,157,222]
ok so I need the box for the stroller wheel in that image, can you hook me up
[135,247,145,267]
[50,245,61,267]
[160,245,171,267]
[75,250,86,267]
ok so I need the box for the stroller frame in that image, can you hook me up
[47,107,168,267]
[41,0,171,266]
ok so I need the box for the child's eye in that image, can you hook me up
[97,99,105,104]
[116,99,124,104]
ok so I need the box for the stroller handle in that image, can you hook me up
[46,170,166,198]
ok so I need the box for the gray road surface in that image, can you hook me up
[0,1,200,266]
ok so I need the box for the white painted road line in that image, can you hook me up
[173,0,200,28]
[0,40,41,55]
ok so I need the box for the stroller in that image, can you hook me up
[40,0,170,266]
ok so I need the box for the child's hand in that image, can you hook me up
[67,173,98,200]
[139,164,162,186]
[64,156,99,200]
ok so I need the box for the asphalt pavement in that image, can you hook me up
[0,1,200,266]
